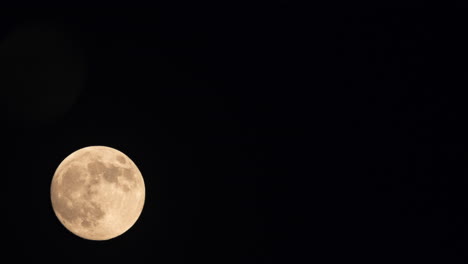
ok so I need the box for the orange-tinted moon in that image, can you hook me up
[50,146,145,240]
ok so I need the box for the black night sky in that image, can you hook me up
[4,7,467,264]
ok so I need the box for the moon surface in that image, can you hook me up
[50,146,145,240]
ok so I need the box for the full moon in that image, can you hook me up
[50,146,145,240]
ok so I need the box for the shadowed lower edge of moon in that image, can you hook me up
[51,147,145,240]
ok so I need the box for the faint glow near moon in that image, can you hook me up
[50,146,145,240]
[2,21,86,126]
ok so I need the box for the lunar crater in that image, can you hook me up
[116,155,126,164]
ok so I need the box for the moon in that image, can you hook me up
[50,146,145,240]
